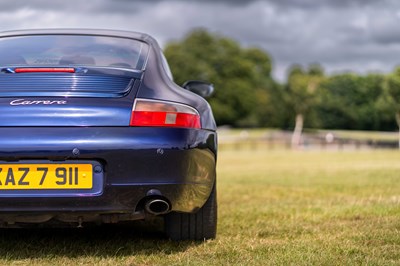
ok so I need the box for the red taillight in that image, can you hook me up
[130,99,201,129]
[14,68,76,73]
[131,111,201,128]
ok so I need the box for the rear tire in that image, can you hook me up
[164,185,217,241]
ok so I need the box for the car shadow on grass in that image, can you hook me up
[0,219,200,259]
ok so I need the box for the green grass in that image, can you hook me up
[0,150,399,265]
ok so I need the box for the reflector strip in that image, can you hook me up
[14,68,76,73]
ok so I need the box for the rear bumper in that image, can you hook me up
[0,127,217,216]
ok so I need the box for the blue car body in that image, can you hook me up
[0,29,217,240]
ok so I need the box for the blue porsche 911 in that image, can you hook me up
[0,29,217,240]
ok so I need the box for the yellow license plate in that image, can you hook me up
[0,164,93,189]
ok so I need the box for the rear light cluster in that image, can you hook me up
[130,99,201,129]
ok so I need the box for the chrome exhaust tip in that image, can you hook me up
[144,198,171,215]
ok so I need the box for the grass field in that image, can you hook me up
[0,149,399,265]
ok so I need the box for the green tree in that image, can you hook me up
[316,73,389,131]
[164,29,280,127]
[287,64,324,148]
[383,67,400,147]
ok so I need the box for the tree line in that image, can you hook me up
[164,29,400,134]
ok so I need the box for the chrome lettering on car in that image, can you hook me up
[10,99,67,106]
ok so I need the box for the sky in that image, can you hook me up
[1,0,400,81]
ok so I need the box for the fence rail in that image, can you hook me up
[218,130,399,151]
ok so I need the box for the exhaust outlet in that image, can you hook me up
[144,198,171,215]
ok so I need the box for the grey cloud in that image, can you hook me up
[1,0,400,81]
[0,0,81,12]
[368,14,400,45]
[114,0,388,9]
[0,0,141,14]
[270,0,384,9]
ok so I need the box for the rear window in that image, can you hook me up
[0,35,148,70]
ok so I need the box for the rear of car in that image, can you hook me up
[0,30,217,240]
